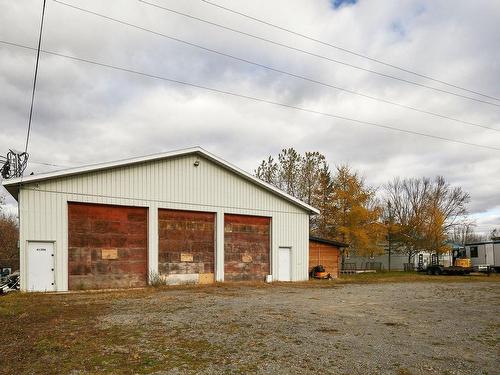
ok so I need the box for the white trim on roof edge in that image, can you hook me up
[2,146,319,214]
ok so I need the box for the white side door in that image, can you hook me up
[27,242,55,292]
[278,247,291,281]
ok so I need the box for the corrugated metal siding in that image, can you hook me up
[18,154,310,291]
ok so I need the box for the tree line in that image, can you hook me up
[0,193,19,270]
[255,148,482,263]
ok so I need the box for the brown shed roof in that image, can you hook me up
[309,236,349,248]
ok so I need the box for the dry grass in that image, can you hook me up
[0,288,224,374]
[0,290,146,374]
[309,271,500,286]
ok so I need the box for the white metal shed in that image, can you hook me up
[2,147,318,291]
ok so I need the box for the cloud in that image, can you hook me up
[1,0,499,231]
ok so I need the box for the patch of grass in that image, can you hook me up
[0,289,223,374]
[296,271,500,287]
[148,271,169,287]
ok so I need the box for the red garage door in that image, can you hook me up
[224,214,270,281]
[68,203,148,290]
[158,209,215,282]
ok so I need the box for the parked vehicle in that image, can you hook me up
[423,249,473,275]
[310,265,332,279]
[0,271,20,294]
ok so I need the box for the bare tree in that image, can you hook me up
[255,148,304,197]
[299,152,326,205]
[255,156,278,185]
[312,163,334,235]
[449,222,484,245]
[277,148,302,198]
[427,176,469,232]
[256,148,327,204]
[385,177,431,263]
[490,228,500,241]
[385,176,470,263]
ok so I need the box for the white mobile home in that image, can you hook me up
[465,241,500,271]
[2,147,318,292]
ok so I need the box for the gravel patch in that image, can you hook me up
[100,282,499,374]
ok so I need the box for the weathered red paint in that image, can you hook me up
[158,209,215,277]
[224,214,270,282]
[68,202,148,290]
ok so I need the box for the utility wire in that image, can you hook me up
[201,0,500,103]
[31,160,68,167]
[1,39,498,152]
[48,1,499,133]
[25,0,47,153]
[136,0,500,108]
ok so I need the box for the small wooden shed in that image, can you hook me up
[309,236,349,278]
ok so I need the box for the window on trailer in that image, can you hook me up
[470,246,478,258]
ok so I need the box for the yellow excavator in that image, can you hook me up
[454,257,471,269]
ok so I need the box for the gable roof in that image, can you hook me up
[2,146,319,214]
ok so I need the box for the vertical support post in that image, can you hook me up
[215,211,224,282]
[148,205,158,281]
[18,188,26,291]
[388,241,392,272]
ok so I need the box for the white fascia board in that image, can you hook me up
[2,146,319,214]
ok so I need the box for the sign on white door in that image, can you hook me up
[278,247,292,281]
[27,242,55,292]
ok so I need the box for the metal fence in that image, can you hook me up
[341,261,383,273]
[403,263,415,272]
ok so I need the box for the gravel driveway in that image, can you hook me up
[98,281,499,374]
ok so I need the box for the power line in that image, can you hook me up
[1,39,498,152]
[31,160,68,168]
[48,0,500,133]
[200,0,500,103]
[136,0,500,108]
[25,0,47,154]
[0,153,70,168]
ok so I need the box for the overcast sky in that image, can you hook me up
[1,0,499,234]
